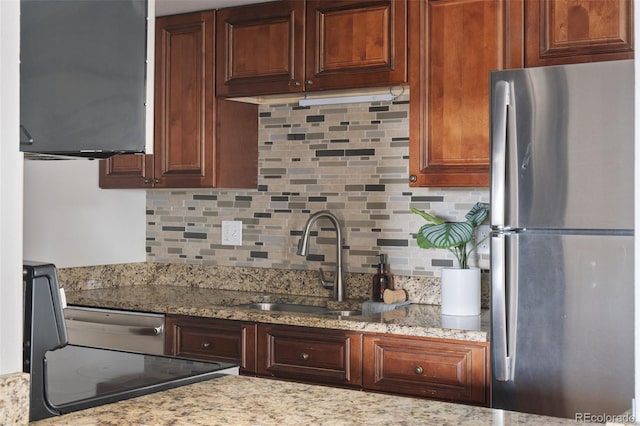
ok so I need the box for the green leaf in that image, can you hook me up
[417,221,474,249]
[466,202,489,227]
[415,225,437,249]
[411,202,490,269]
[410,207,444,225]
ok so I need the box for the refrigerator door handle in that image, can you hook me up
[490,81,510,229]
[491,233,517,381]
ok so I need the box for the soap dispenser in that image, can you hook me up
[372,253,393,302]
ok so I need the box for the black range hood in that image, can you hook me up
[20,0,148,159]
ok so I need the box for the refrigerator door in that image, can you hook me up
[490,60,634,231]
[491,231,633,419]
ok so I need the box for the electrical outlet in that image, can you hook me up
[475,225,491,255]
[221,220,242,246]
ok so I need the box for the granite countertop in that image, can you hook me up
[31,375,575,425]
[65,285,490,342]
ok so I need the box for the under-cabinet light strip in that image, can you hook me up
[298,92,396,106]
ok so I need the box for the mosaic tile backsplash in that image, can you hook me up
[146,94,490,278]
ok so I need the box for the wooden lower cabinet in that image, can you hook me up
[165,315,256,374]
[256,324,362,387]
[362,334,489,406]
[165,316,489,405]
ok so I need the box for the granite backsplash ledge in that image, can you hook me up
[58,262,490,308]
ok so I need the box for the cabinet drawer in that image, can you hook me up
[165,316,256,373]
[257,324,361,386]
[363,335,488,405]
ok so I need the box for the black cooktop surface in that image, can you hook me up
[44,345,236,413]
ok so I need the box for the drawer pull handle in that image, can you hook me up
[201,342,211,349]
[414,366,424,375]
[299,352,310,361]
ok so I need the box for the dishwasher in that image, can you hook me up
[63,306,165,355]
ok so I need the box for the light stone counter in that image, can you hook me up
[65,285,489,342]
[31,375,575,425]
[0,373,29,425]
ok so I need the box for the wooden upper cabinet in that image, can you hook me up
[216,1,306,97]
[154,11,216,188]
[101,11,258,189]
[215,0,407,97]
[305,0,407,91]
[409,0,522,188]
[525,0,634,67]
[99,153,153,189]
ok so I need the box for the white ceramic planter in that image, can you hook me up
[440,267,481,316]
[441,313,481,330]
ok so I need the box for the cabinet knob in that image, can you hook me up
[290,79,301,87]
[414,365,424,375]
[142,178,151,184]
[409,175,417,183]
[201,342,211,349]
[299,352,310,361]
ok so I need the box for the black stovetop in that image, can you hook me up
[24,261,237,421]
[45,345,236,413]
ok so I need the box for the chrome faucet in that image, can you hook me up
[296,210,345,302]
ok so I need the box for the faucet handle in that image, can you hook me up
[318,268,334,289]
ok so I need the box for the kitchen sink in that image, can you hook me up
[239,302,328,314]
[321,310,362,317]
[238,302,361,317]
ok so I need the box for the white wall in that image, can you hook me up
[23,160,146,268]
[0,0,24,375]
[635,0,640,416]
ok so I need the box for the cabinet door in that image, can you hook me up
[99,154,153,189]
[363,334,489,405]
[215,99,259,189]
[165,315,257,374]
[305,0,408,91]
[101,12,258,190]
[409,0,521,187]
[216,1,305,97]
[257,324,362,386]
[154,11,216,188]
[525,0,633,67]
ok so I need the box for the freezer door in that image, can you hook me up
[490,60,634,231]
[491,231,633,419]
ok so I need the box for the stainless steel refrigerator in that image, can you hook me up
[490,59,634,420]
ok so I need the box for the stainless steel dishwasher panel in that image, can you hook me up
[64,306,165,355]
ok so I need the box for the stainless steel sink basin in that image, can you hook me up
[322,310,361,317]
[239,303,361,317]
[240,302,328,314]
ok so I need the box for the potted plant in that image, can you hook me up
[411,202,489,316]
